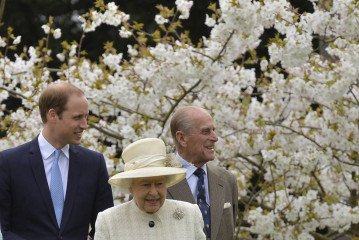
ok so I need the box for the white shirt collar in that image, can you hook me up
[175,152,208,179]
[38,130,70,160]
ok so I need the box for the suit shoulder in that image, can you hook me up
[207,162,237,182]
[208,162,234,174]
[70,145,103,158]
[0,140,33,156]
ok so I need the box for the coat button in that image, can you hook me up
[149,221,155,227]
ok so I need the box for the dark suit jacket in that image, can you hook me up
[167,162,238,240]
[0,137,114,240]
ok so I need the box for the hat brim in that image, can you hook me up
[109,167,187,194]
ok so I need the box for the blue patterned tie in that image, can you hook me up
[50,149,64,227]
[194,168,211,238]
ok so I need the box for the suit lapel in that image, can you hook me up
[60,145,81,231]
[29,137,58,228]
[207,164,225,240]
[167,179,195,204]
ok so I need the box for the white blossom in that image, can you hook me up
[56,53,65,62]
[155,15,168,25]
[119,26,132,38]
[53,28,62,39]
[0,37,6,47]
[175,0,193,19]
[127,44,138,56]
[41,25,50,34]
[69,44,77,57]
[102,53,123,70]
[13,36,21,45]
[260,59,268,71]
[205,14,216,27]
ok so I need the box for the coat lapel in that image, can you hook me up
[29,137,58,228]
[60,145,81,231]
[207,164,225,240]
[167,179,195,204]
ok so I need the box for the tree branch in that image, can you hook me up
[159,79,203,134]
[237,152,262,170]
[99,100,162,121]
[311,170,326,197]
[0,0,5,27]
[212,30,235,63]
[0,86,27,99]
[88,123,124,140]
[265,121,323,148]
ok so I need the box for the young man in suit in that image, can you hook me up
[0,83,114,240]
[167,106,238,240]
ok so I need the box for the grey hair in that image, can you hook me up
[170,106,201,146]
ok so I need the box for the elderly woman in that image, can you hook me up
[94,138,206,240]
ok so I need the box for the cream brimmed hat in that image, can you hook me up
[109,138,186,194]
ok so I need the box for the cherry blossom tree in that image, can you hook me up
[0,0,358,239]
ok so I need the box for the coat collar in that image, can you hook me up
[207,163,225,240]
[29,137,59,228]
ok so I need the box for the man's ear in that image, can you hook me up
[175,131,187,147]
[47,109,57,123]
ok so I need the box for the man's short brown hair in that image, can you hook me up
[39,83,85,123]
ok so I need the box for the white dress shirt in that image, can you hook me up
[38,131,70,197]
[176,153,210,205]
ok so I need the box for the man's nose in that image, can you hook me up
[80,117,88,129]
[211,130,218,142]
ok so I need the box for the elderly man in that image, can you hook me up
[167,106,238,240]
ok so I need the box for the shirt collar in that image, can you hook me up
[175,152,207,179]
[38,130,70,160]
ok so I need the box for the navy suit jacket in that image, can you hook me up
[0,137,114,240]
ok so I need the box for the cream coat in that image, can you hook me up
[94,199,206,240]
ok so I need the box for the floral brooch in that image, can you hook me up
[173,208,184,220]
